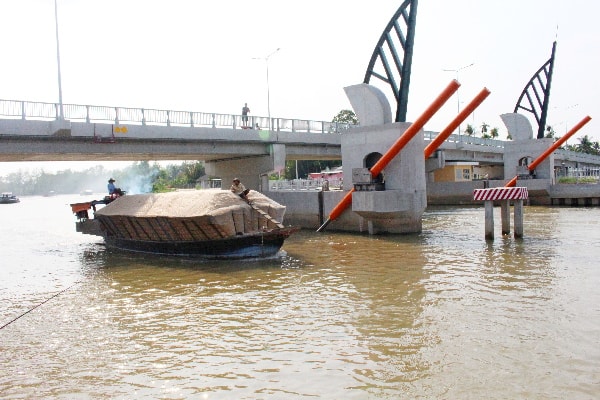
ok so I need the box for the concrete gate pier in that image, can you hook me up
[339,84,427,234]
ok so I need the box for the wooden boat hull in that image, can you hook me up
[102,226,299,259]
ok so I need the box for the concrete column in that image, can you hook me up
[204,144,286,191]
[501,200,510,235]
[514,199,524,238]
[485,201,494,240]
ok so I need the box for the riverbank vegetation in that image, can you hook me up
[0,161,207,196]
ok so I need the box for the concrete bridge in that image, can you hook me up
[1,99,599,188]
[0,99,347,163]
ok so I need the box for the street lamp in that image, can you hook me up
[54,0,64,120]
[443,62,474,140]
[253,48,280,131]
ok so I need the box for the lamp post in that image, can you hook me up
[253,48,280,131]
[54,0,64,120]
[443,62,474,140]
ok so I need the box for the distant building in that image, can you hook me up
[433,162,503,182]
[308,166,344,181]
[433,162,477,182]
[197,175,222,189]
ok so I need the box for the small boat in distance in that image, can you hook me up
[69,189,298,259]
[0,192,20,204]
[80,189,93,196]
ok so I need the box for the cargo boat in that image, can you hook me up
[0,192,20,204]
[70,189,298,259]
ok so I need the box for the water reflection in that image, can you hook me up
[285,231,433,389]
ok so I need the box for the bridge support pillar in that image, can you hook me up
[205,144,286,192]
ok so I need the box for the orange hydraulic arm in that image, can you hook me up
[424,87,491,159]
[505,115,592,187]
[316,79,461,232]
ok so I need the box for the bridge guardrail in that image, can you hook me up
[0,99,354,134]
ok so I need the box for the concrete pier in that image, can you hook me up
[474,187,528,240]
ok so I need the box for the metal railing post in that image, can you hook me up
[142,108,146,126]
[190,112,194,127]
[21,101,25,120]
[114,107,119,125]
[86,105,90,123]
[167,110,171,127]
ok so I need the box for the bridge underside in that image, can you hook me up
[0,136,270,162]
[0,135,341,163]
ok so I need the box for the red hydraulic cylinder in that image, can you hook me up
[505,115,592,187]
[316,79,461,232]
[424,87,491,159]
[368,80,461,178]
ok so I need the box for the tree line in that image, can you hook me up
[0,161,207,196]
[461,122,599,155]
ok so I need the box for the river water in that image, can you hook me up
[1,195,599,399]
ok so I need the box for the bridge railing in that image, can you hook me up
[423,130,506,148]
[269,178,344,191]
[0,99,353,134]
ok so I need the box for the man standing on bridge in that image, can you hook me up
[242,103,250,128]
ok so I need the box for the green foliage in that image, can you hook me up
[151,161,205,192]
[480,122,489,137]
[332,109,359,125]
[0,161,205,195]
[554,134,600,155]
[575,134,598,155]
[557,176,598,184]
[464,124,475,136]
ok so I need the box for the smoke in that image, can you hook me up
[120,168,158,195]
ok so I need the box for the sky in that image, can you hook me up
[0,0,599,176]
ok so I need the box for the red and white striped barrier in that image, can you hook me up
[473,187,528,201]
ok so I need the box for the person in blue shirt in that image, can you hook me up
[107,178,124,196]
[107,178,116,194]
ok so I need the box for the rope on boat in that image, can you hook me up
[0,281,81,330]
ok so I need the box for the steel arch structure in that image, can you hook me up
[363,0,419,123]
[514,41,557,139]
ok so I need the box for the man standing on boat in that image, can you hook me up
[230,178,250,203]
